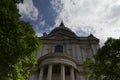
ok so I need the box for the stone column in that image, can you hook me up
[61,64,65,80]
[38,67,44,80]
[70,67,75,80]
[29,74,34,80]
[47,64,52,80]
[75,71,80,80]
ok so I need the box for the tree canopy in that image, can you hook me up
[84,38,120,80]
[0,0,40,80]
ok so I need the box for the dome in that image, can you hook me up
[50,22,76,36]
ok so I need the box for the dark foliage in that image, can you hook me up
[84,38,120,80]
[0,0,40,80]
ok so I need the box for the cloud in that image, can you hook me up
[110,5,120,18]
[50,0,63,13]
[39,20,46,26]
[17,0,39,20]
[50,0,120,46]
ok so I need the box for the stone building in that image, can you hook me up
[29,22,99,80]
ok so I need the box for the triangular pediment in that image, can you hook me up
[48,34,70,39]
[43,32,78,40]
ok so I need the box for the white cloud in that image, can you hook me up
[17,0,39,20]
[50,0,120,46]
[39,20,45,26]
[50,0,63,13]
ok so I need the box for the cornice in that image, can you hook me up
[38,53,77,63]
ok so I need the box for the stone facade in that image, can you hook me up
[28,22,99,80]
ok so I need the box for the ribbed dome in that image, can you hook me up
[50,22,76,36]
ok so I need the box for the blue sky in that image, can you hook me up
[17,0,120,46]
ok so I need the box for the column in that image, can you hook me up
[38,67,44,80]
[70,67,75,80]
[61,64,65,80]
[29,74,34,80]
[80,75,85,80]
[47,64,52,80]
[75,71,80,80]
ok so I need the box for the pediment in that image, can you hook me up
[44,32,77,40]
[48,34,70,39]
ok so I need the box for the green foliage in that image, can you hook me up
[84,38,120,80]
[0,0,40,80]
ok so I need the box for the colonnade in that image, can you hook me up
[38,64,75,80]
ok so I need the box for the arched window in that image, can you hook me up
[55,45,63,53]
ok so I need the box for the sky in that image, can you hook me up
[17,0,120,46]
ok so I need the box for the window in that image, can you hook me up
[55,45,63,53]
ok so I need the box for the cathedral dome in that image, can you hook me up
[50,22,76,36]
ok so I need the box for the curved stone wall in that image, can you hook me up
[38,53,78,69]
